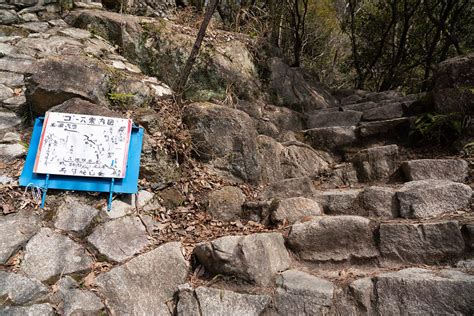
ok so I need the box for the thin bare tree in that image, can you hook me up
[175,0,219,104]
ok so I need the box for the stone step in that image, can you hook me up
[193,217,473,285]
[401,158,469,182]
[262,178,472,224]
[180,264,474,315]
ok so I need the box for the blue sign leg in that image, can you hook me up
[40,174,50,208]
[107,178,115,211]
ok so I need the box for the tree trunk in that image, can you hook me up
[174,0,219,105]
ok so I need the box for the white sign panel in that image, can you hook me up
[34,112,132,178]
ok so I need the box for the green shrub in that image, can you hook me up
[410,112,464,144]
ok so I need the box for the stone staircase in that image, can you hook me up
[178,91,474,315]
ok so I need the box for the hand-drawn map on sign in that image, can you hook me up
[34,112,132,178]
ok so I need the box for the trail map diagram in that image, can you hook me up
[34,112,132,178]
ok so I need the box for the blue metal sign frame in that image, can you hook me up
[19,117,144,209]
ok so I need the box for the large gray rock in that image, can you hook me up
[401,159,469,182]
[183,103,260,183]
[360,186,398,218]
[432,53,474,114]
[207,186,245,221]
[25,56,109,114]
[304,126,357,151]
[287,216,378,262]
[306,110,362,128]
[318,189,361,215]
[268,57,336,112]
[0,212,40,264]
[95,242,188,315]
[380,221,465,264]
[350,145,399,182]
[375,268,474,314]
[177,286,272,316]
[21,228,93,282]
[0,271,49,305]
[397,180,472,218]
[54,196,98,234]
[272,197,322,225]
[0,304,54,316]
[274,270,335,315]
[87,216,150,262]
[52,276,104,316]
[0,111,21,132]
[193,232,290,286]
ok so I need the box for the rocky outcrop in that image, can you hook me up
[183,102,261,183]
[25,56,109,114]
[66,9,260,101]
